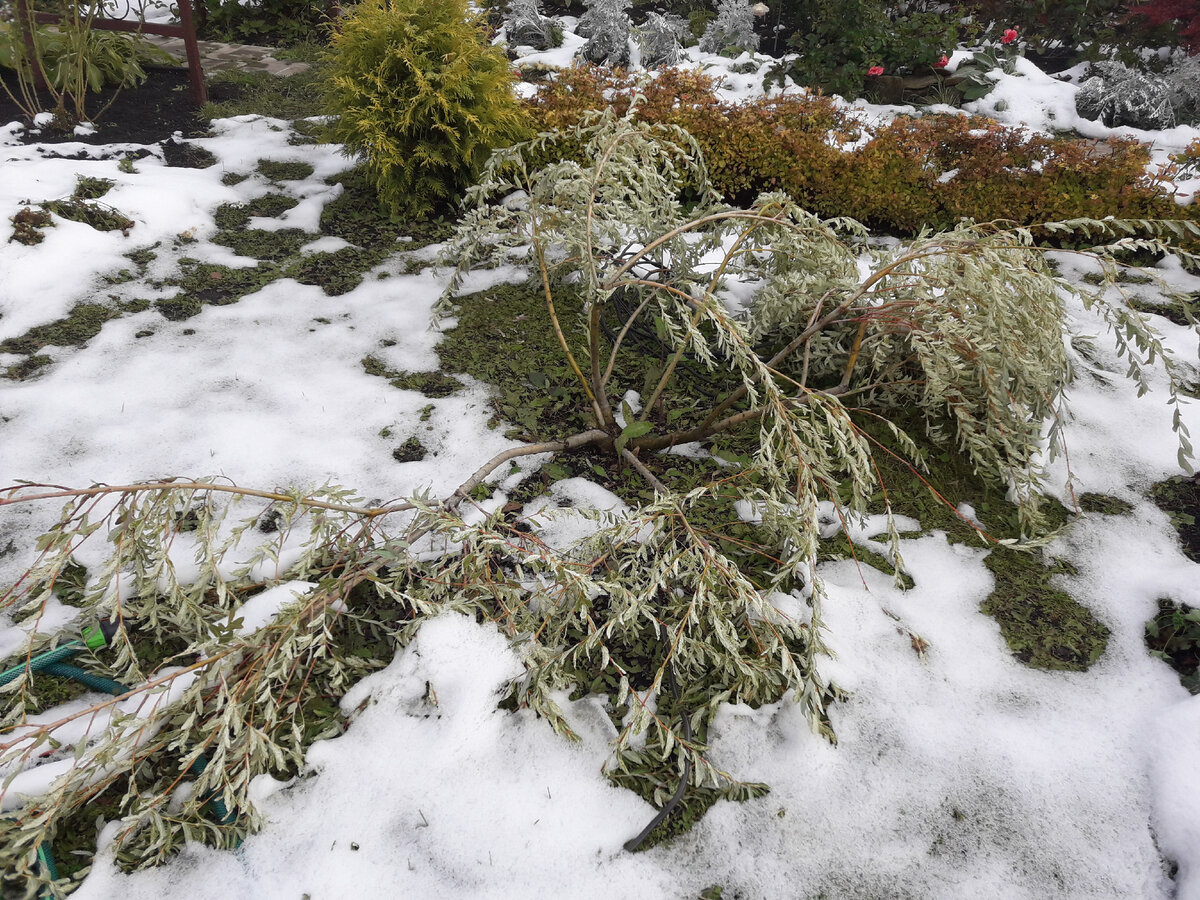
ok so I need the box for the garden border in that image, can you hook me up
[13,0,207,103]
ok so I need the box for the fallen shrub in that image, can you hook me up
[2,107,1198,892]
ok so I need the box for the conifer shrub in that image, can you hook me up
[322,0,532,217]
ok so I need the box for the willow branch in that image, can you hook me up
[0,481,412,519]
[448,429,610,508]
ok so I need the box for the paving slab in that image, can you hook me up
[142,34,310,77]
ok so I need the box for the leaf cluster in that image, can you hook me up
[0,7,173,125]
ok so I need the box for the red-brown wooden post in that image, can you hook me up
[27,0,209,107]
[12,0,49,93]
[174,0,208,105]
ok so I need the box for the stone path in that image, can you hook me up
[142,35,311,77]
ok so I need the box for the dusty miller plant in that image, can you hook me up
[1164,53,1200,125]
[505,0,558,51]
[699,0,759,56]
[2,106,1199,891]
[577,0,632,66]
[1075,60,1177,130]
[636,12,685,68]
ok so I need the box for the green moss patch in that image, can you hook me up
[391,437,428,462]
[1078,492,1135,515]
[41,198,134,235]
[161,140,218,169]
[1127,296,1195,328]
[284,247,386,296]
[154,296,204,321]
[0,303,119,356]
[436,281,595,440]
[361,355,462,398]
[3,354,52,380]
[213,193,300,231]
[256,159,315,181]
[161,260,284,316]
[981,550,1109,671]
[321,167,455,251]
[124,246,158,269]
[214,227,309,262]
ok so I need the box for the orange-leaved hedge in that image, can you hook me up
[525,66,1199,239]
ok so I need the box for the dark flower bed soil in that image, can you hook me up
[0,65,220,146]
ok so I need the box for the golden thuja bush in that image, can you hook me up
[526,67,1200,239]
[322,0,531,216]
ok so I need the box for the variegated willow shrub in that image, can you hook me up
[2,107,1199,890]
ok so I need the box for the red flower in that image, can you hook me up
[1001,28,1018,44]
[934,55,949,68]
[867,65,885,76]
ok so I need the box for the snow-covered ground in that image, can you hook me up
[2,32,1200,900]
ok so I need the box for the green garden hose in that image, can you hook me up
[38,662,129,697]
[1,619,238,891]
[0,620,118,688]
[36,842,58,894]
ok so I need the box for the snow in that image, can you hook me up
[2,21,1200,900]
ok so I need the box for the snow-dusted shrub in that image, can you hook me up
[577,0,632,66]
[1074,61,1176,130]
[636,11,685,68]
[528,67,1196,233]
[505,0,560,52]
[576,0,626,38]
[699,0,759,56]
[1164,54,1200,124]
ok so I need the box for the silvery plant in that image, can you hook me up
[1075,61,1176,130]
[578,0,632,66]
[637,11,686,68]
[1164,54,1200,125]
[506,0,559,51]
[3,105,1198,893]
[700,0,759,56]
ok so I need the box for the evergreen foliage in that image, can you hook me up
[699,0,760,55]
[321,0,531,217]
